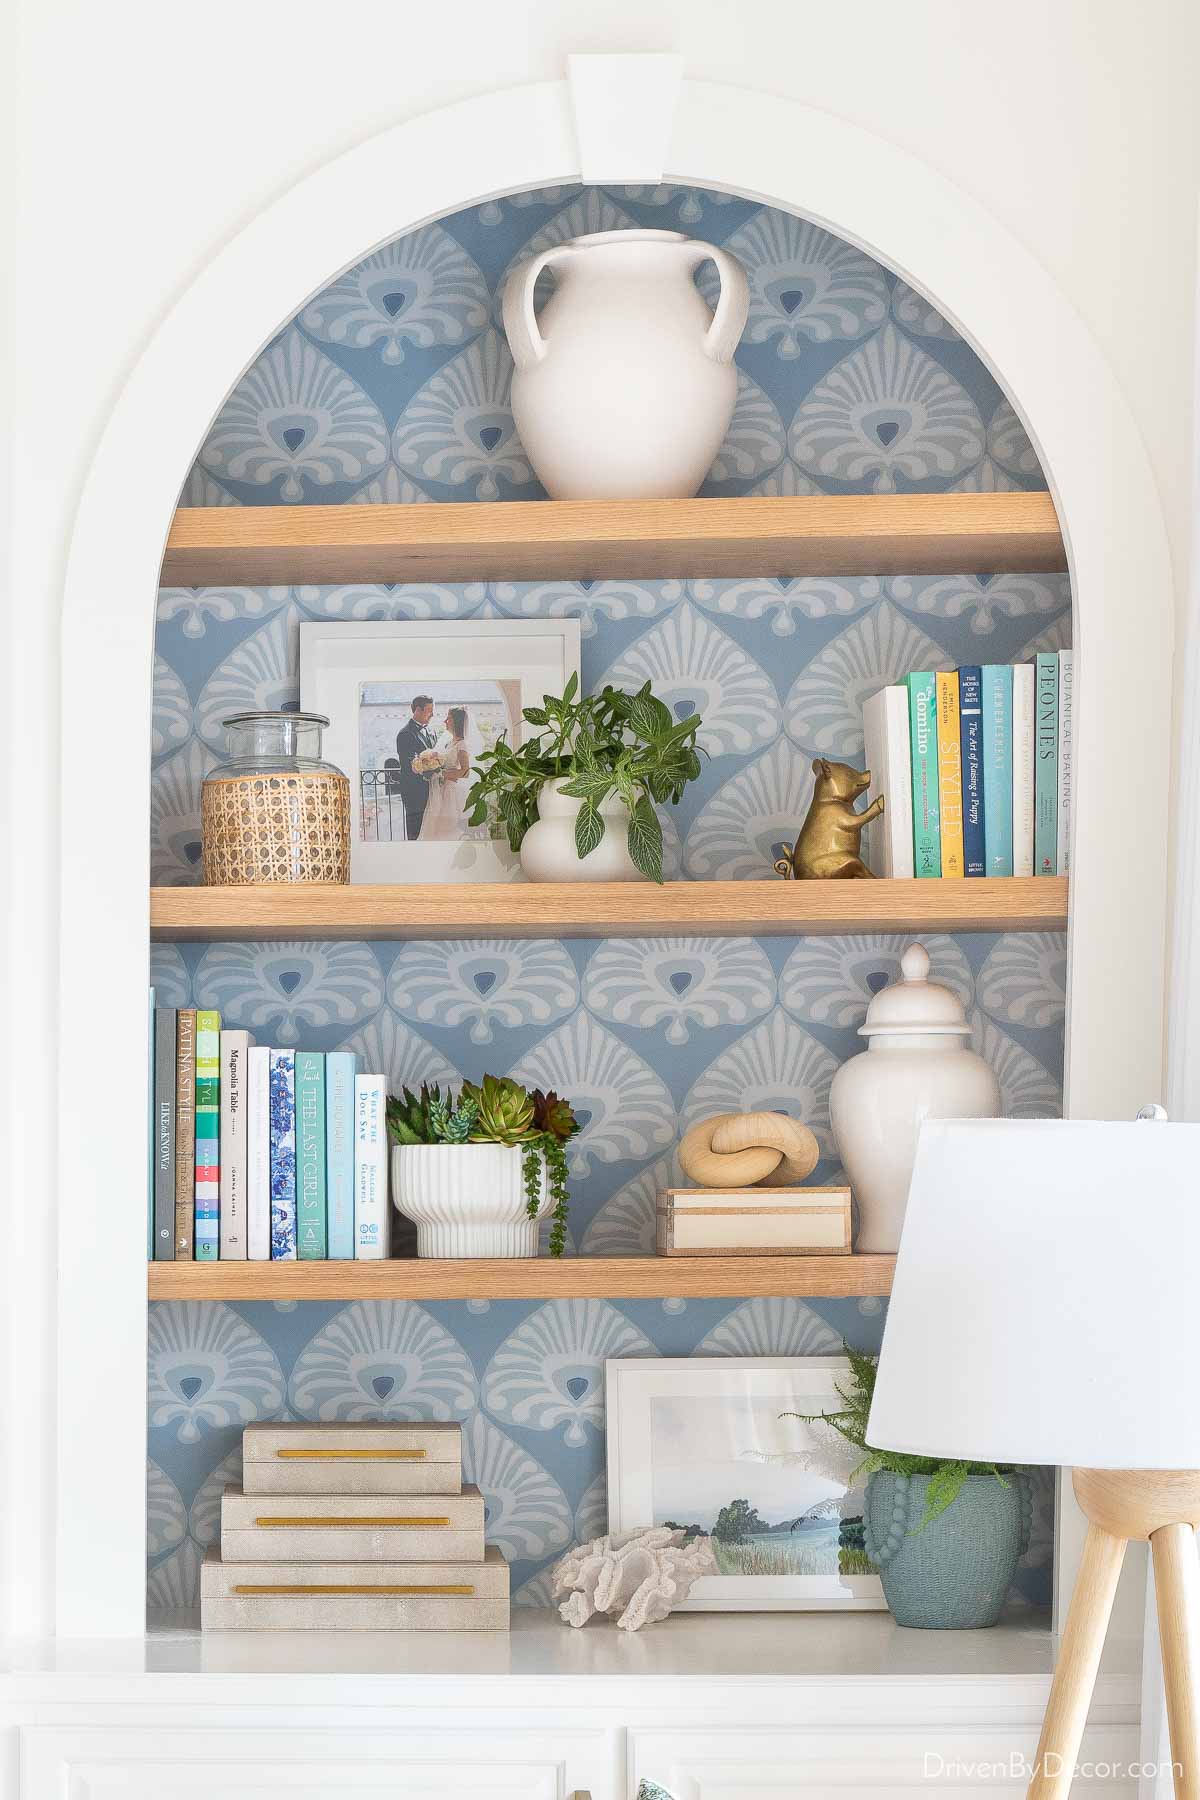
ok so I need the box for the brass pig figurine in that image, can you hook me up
[774,758,884,880]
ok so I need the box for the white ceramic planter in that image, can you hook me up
[829,945,1001,1252]
[391,1143,551,1258]
[502,228,748,501]
[519,779,647,883]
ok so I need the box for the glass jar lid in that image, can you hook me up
[858,943,971,1039]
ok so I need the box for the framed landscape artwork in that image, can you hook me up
[605,1356,886,1612]
[299,620,581,884]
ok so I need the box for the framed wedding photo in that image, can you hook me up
[299,620,581,884]
[605,1356,887,1613]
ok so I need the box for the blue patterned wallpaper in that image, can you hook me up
[147,185,1066,1615]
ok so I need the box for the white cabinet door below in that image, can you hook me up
[631,1726,1139,1799]
[21,1725,613,1800]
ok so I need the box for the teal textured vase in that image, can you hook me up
[864,1471,1031,1630]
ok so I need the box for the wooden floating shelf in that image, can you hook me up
[161,492,1066,585]
[148,1255,896,1302]
[151,877,1068,942]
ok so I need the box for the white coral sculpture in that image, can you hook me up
[551,1526,718,1631]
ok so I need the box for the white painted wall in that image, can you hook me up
[3,0,1198,1644]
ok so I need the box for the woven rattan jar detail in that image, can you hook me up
[202,712,350,885]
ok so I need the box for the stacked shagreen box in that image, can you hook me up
[200,1421,509,1630]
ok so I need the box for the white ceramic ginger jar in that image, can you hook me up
[519,779,647,883]
[391,1143,551,1258]
[502,228,749,501]
[829,944,1000,1252]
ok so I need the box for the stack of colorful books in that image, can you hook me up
[149,1006,389,1261]
[861,650,1073,879]
[200,1421,509,1631]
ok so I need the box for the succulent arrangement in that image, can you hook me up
[783,1343,1021,1529]
[463,673,704,883]
[386,1075,579,1256]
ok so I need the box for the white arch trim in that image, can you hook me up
[57,74,1172,1637]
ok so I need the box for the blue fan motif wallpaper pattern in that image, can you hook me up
[149,185,1066,1614]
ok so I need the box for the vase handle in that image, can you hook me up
[862,1472,915,1569]
[502,247,569,371]
[683,242,749,366]
[1016,1472,1033,1558]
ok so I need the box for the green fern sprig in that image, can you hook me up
[783,1342,1017,1530]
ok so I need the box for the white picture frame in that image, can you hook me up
[605,1356,887,1612]
[299,619,582,885]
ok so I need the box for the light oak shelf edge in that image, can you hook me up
[147,1255,897,1301]
[161,492,1067,584]
[150,877,1068,941]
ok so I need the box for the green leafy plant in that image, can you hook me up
[463,672,704,883]
[783,1343,1018,1531]
[386,1074,580,1257]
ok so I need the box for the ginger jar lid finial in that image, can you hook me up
[858,941,972,1039]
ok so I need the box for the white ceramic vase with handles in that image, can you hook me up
[829,944,1001,1252]
[502,229,749,501]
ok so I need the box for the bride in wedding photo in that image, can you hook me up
[419,706,474,841]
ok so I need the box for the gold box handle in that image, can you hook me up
[233,1583,475,1596]
[274,1447,427,1460]
[253,1516,451,1528]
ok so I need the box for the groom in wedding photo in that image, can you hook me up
[393,694,436,841]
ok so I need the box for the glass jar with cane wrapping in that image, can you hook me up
[201,712,350,885]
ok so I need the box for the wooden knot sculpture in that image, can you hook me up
[678,1110,820,1189]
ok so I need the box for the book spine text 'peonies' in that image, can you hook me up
[1034,652,1059,875]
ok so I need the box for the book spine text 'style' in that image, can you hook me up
[957,666,985,878]
[295,1051,328,1261]
[174,1008,197,1259]
[935,670,964,879]
[194,1009,221,1262]
[153,1008,177,1260]
[219,1030,253,1260]
[1011,663,1035,880]
[1034,652,1059,876]
[269,1049,297,1261]
[906,671,941,878]
[981,665,1014,877]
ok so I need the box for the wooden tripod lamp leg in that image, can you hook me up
[1028,1524,1128,1800]
[1151,1523,1200,1800]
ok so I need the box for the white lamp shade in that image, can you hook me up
[867,1118,1200,1469]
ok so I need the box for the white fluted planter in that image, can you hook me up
[391,1144,551,1258]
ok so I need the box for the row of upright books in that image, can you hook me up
[862,650,1073,879]
[149,1004,389,1261]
